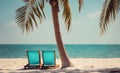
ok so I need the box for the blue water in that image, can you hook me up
[0,44,120,58]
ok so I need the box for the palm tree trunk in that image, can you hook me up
[49,0,73,68]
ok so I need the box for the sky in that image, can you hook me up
[0,0,120,44]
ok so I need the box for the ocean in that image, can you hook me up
[0,44,120,58]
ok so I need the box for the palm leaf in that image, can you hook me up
[31,0,46,22]
[61,0,71,31]
[16,1,36,32]
[32,5,43,22]
[16,5,32,32]
[78,0,83,12]
[30,11,38,28]
[38,0,46,19]
[100,0,120,35]
[16,0,46,33]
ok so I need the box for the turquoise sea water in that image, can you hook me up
[0,44,120,58]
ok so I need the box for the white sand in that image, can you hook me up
[0,58,120,73]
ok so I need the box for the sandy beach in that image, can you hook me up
[0,58,120,73]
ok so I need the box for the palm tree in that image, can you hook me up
[15,0,83,68]
[100,0,120,35]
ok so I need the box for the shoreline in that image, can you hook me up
[0,58,120,73]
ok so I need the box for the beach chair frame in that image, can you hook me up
[24,50,41,69]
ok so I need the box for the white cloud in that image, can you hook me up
[88,11,101,19]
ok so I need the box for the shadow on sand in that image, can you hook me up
[0,68,120,73]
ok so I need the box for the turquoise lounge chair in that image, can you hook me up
[24,50,41,69]
[42,50,59,69]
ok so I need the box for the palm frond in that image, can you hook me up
[16,5,28,31]
[32,5,43,22]
[38,0,46,19]
[61,0,71,31]
[78,0,83,12]
[16,0,46,33]
[16,5,34,32]
[100,0,120,35]
[29,11,38,27]
[31,0,46,22]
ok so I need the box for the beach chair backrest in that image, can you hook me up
[42,50,56,66]
[27,50,40,65]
